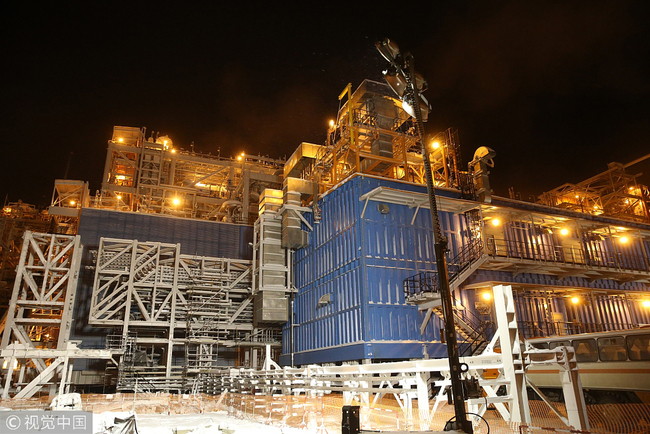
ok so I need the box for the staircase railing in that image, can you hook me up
[403,237,484,298]
[402,237,491,356]
[451,299,493,356]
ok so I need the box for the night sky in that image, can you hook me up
[2,1,650,208]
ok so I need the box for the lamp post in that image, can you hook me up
[376,38,472,434]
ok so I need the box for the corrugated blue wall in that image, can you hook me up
[282,176,467,365]
[77,208,252,259]
[282,176,650,365]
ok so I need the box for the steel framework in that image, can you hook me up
[0,204,52,315]
[538,153,650,224]
[0,231,112,399]
[89,237,281,392]
[96,126,284,224]
[220,285,590,431]
[294,81,470,196]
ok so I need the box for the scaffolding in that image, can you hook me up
[95,126,284,224]
[88,238,281,392]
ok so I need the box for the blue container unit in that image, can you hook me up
[280,175,471,366]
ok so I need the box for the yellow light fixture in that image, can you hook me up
[163,140,168,146]
[481,291,492,301]
[629,186,634,191]
[172,197,181,206]
[431,141,440,149]
[575,195,579,199]
[642,300,650,308]
[237,156,242,161]
[171,149,176,154]
[571,296,580,305]
[329,119,335,128]
[560,228,569,236]
[118,137,124,143]
[620,236,629,244]
[491,218,500,226]
[116,195,122,200]
[69,200,76,206]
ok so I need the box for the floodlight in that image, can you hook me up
[383,67,407,97]
[401,93,431,121]
[376,38,400,62]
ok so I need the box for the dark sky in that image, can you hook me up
[2,1,650,208]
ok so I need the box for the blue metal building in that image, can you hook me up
[281,175,474,365]
[281,174,650,366]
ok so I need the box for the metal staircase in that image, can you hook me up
[440,300,492,356]
[403,237,492,356]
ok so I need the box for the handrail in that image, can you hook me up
[402,237,491,356]
[451,298,493,356]
[403,237,484,298]
[518,320,637,339]
[486,236,650,272]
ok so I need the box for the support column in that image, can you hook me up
[559,347,590,431]
[492,284,530,424]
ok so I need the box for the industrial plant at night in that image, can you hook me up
[2,74,650,432]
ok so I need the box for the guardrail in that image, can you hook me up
[487,236,650,272]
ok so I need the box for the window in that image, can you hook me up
[598,336,627,361]
[626,334,650,361]
[571,339,598,362]
[530,342,549,350]
[549,341,570,350]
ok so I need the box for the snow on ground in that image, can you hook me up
[93,410,327,434]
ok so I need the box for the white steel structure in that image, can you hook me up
[219,285,590,432]
[1,231,112,399]
[89,237,280,392]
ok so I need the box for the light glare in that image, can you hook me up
[571,296,580,305]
